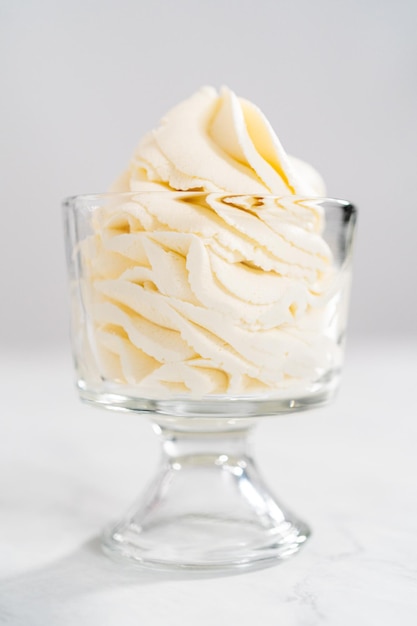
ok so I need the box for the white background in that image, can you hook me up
[1,0,416,348]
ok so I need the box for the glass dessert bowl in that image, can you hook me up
[64,191,356,571]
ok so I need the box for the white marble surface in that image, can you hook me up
[0,339,416,625]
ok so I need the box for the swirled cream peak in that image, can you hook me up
[81,88,340,397]
[112,86,325,197]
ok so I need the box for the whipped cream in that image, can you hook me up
[82,87,339,397]
[112,86,325,197]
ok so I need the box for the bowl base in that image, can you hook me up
[102,514,310,572]
[100,423,310,572]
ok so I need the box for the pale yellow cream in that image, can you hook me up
[112,86,325,197]
[82,87,338,397]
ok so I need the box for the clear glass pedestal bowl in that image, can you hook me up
[63,191,356,572]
